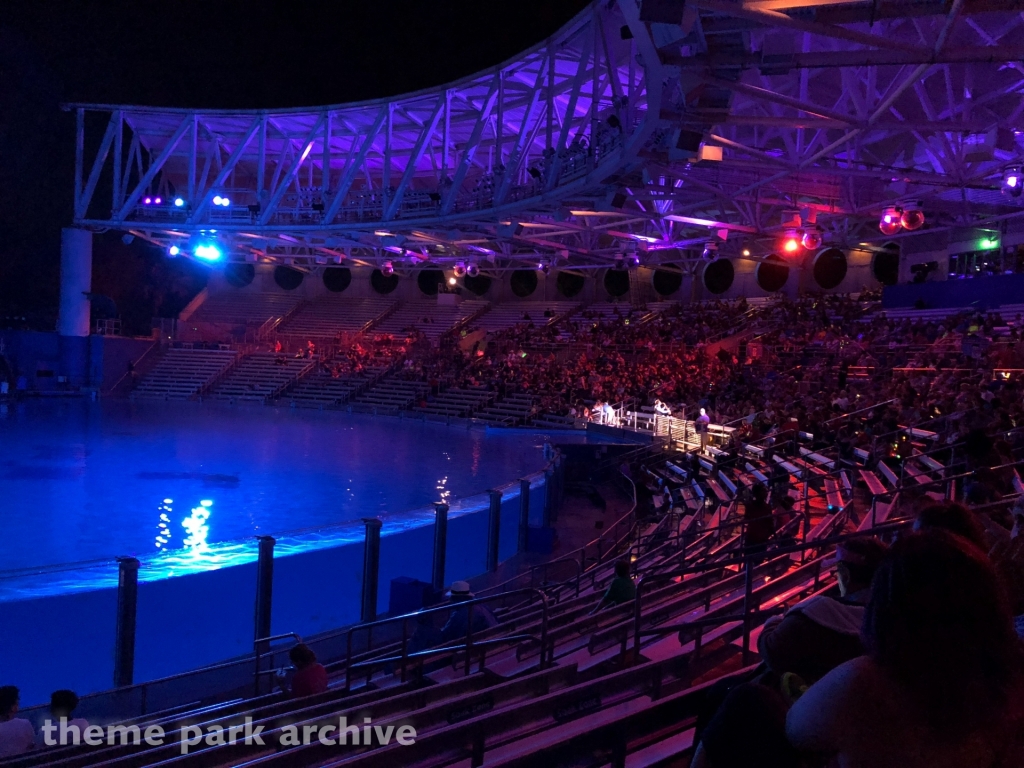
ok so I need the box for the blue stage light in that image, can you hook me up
[168,245,180,256]
[194,243,222,261]
[174,197,185,207]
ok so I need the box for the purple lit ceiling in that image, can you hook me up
[68,0,1024,271]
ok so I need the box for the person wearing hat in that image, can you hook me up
[439,581,498,643]
[758,536,889,684]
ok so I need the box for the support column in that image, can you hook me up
[253,536,275,653]
[360,519,383,622]
[518,478,531,553]
[113,557,140,688]
[486,490,502,572]
[542,468,555,527]
[432,503,449,592]
[58,228,93,337]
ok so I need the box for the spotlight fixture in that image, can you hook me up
[627,252,641,269]
[168,245,180,257]
[174,197,186,207]
[466,263,480,278]
[381,261,394,276]
[702,242,719,260]
[782,231,802,254]
[538,261,551,274]
[448,277,457,286]
[194,243,222,261]
[801,228,823,250]
[742,248,752,257]
[613,253,627,270]
[212,195,231,207]
[143,197,152,205]
[453,262,467,278]
[900,202,925,230]
[121,234,135,245]
[154,197,162,205]
[1003,165,1023,199]
[879,206,902,236]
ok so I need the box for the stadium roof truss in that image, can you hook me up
[67,0,1024,272]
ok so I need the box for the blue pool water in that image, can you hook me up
[0,399,571,592]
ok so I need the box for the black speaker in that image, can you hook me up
[677,130,703,153]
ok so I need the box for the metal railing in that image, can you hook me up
[337,587,550,691]
[631,519,913,666]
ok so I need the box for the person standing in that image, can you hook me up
[696,408,711,454]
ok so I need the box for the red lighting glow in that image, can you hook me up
[783,237,801,254]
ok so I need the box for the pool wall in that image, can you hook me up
[0,476,545,707]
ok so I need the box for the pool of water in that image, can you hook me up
[0,399,580,590]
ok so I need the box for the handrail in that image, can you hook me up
[822,397,898,426]
[478,470,639,599]
[632,518,913,659]
[342,587,549,690]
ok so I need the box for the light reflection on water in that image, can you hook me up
[0,399,591,602]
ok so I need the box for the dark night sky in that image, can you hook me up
[0,0,591,328]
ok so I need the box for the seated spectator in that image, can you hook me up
[440,581,498,642]
[913,501,988,550]
[288,644,328,698]
[787,531,1024,767]
[36,690,88,748]
[759,537,888,683]
[0,686,34,757]
[590,560,636,614]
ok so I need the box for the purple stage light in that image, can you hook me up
[143,197,152,205]
[154,197,162,204]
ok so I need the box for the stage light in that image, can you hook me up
[453,262,467,277]
[168,245,180,256]
[174,197,185,207]
[742,248,751,257]
[143,197,152,205]
[900,203,925,230]
[879,206,902,235]
[466,263,480,277]
[381,261,394,276]
[627,253,640,269]
[219,196,231,207]
[154,197,162,205]
[614,254,626,270]
[194,243,222,261]
[801,229,822,250]
[980,236,1000,250]
[448,277,457,285]
[213,196,222,206]
[702,242,718,260]
[1003,165,1023,199]
[782,231,802,254]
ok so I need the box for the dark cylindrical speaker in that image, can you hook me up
[756,254,789,293]
[274,266,304,291]
[702,259,734,294]
[323,266,352,293]
[510,269,539,298]
[652,268,683,296]
[556,271,585,298]
[370,268,400,294]
[813,248,848,290]
[603,269,630,297]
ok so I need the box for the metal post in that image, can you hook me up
[542,468,554,527]
[432,503,449,592]
[486,490,502,572]
[518,478,531,553]
[254,536,276,654]
[741,555,754,666]
[113,557,140,688]
[360,519,383,622]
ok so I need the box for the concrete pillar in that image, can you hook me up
[360,519,383,622]
[253,536,275,653]
[58,228,93,337]
[518,479,531,553]
[486,490,502,572]
[432,503,449,592]
[113,557,140,688]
